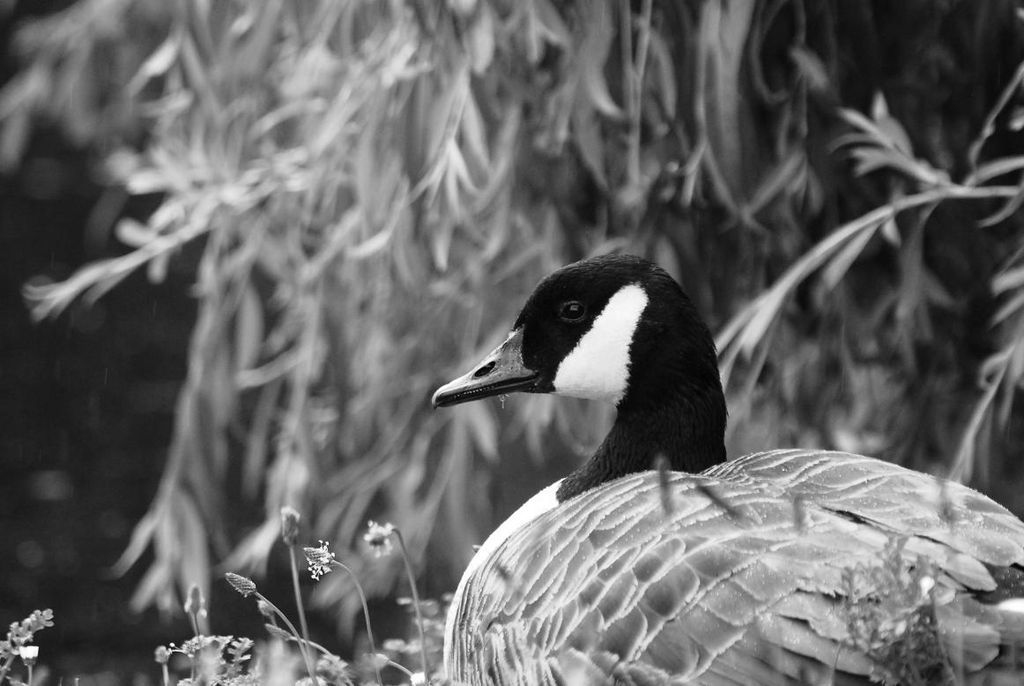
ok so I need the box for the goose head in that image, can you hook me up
[433,254,727,492]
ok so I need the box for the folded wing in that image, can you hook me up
[445,450,1024,685]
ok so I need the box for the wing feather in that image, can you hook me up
[446,450,1024,684]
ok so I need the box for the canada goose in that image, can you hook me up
[432,253,1024,685]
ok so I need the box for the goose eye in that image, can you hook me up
[558,301,587,323]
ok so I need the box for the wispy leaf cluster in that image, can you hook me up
[5,0,1024,625]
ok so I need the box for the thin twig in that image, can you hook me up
[394,529,430,680]
[619,0,637,187]
[619,0,654,200]
[967,60,1024,171]
[288,547,313,659]
[949,347,1009,483]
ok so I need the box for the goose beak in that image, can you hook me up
[432,328,540,408]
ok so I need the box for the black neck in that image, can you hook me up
[555,389,727,502]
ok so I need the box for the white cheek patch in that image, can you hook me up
[553,283,648,404]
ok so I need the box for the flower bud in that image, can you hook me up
[184,584,206,616]
[225,572,257,598]
[280,506,301,546]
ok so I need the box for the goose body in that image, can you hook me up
[432,254,1024,684]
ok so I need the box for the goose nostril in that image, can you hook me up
[474,361,496,378]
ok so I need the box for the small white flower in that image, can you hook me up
[304,540,336,580]
[363,520,396,558]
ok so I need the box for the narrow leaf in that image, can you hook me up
[820,220,880,290]
[128,30,181,94]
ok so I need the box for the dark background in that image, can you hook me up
[2,5,221,674]
[1,120,192,680]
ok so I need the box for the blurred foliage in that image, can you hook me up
[4,0,1024,630]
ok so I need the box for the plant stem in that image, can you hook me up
[284,634,334,657]
[254,592,317,682]
[394,529,429,680]
[329,559,383,686]
[0,655,13,685]
[288,546,312,653]
[619,0,653,196]
[385,657,417,682]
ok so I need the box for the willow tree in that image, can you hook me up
[4,0,1024,625]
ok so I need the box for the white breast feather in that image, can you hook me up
[443,480,563,669]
